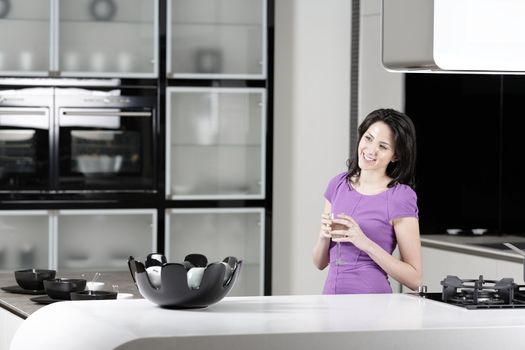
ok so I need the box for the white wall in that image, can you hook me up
[273,0,351,295]
[359,0,404,120]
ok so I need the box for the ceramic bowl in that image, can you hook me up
[70,290,118,301]
[14,269,56,290]
[128,254,241,309]
[43,278,87,300]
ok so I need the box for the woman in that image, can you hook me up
[312,108,421,293]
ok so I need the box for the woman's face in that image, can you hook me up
[357,121,396,174]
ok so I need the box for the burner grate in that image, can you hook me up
[439,275,525,309]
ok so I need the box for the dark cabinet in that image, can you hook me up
[501,76,525,234]
[405,74,501,234]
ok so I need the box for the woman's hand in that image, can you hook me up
[330,214,373,251]
[319,213,332,240]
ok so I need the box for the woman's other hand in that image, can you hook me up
[330,214,373,251]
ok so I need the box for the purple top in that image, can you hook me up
[322,172,418,294]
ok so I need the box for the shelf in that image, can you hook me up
[171,21,262,27]
[170,143,261,147]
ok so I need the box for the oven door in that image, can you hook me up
[57,108,154,191]
[0,108,50,191]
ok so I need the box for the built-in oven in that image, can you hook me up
[55,88,156,192]
[0,86,157,195]
[0,88,53,192]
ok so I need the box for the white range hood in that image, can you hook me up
[382,0,525,73]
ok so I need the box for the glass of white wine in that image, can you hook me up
[330,213,347,265]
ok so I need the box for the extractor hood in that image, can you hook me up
[382,0,525,73]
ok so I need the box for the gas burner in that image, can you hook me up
[440,275,516,307]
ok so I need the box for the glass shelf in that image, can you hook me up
[56,209,156,271]
[165,208,264,296]
[166,87,265,199]
[167,0,266,78]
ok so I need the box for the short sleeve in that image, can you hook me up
[324,172,347,203]
[387,185,419,221]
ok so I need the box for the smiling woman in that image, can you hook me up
[312,108,422,294]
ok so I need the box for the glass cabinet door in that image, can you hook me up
[0,211,51,271]
[166,87,266,199]
[58,0,158,77]
[165,208,264,296]
[168,0,266,79]
[0,0,51,75]
[56,209,156,271]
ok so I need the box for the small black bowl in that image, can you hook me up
[128,255,241,309]
[43,278,87,300]
[70,290,118,301]
[14,269,56,291]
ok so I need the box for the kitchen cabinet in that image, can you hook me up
[0,0,158,77]
[165,208,264,296]
[0,0,51,75]
[405,74,501,234]
[166,87,266,199]
[167,0,266,79]
[0,211,51,271]
[165,0,272,296]
[55,209,156,271]
[0,0,274,296]
[0,209,156,272]
[501,76,525,234]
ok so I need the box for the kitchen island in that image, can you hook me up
[0,271,139,350]
[8,292,525,350]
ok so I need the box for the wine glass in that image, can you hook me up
[330,213,346,265]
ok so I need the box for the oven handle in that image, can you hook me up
[0,110,47,116]
[62,111,152,117]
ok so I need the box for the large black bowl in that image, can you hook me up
[43,278,87,300]
[14,269,56,291]
[128,255,241,309]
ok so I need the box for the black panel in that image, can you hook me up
[405,74,501,234]
[501,76,525,234]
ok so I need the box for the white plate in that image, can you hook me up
[117,293,134,300]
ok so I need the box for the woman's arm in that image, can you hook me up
[312,200,333,270]
[331,215,422,290]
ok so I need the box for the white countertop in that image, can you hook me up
[10,293,525,350]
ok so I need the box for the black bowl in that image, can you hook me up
[70,290,118,301]
[14,269,56,291]
[128,255,241,309]
[43,278,87,300]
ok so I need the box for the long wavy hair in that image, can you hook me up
[346,108,417,189]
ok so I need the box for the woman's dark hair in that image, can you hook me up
[346,108,417,188]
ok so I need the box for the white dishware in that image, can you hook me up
[86,281,105,291]
[117,52,132,72]
[187,267,205,289]
[471,228,487,236]
[19,51,33,71]
[117,293,133,300]
[90,52,106,71]
[446,228,461,235]
[146,266,162,288]
[64,51,80,71]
